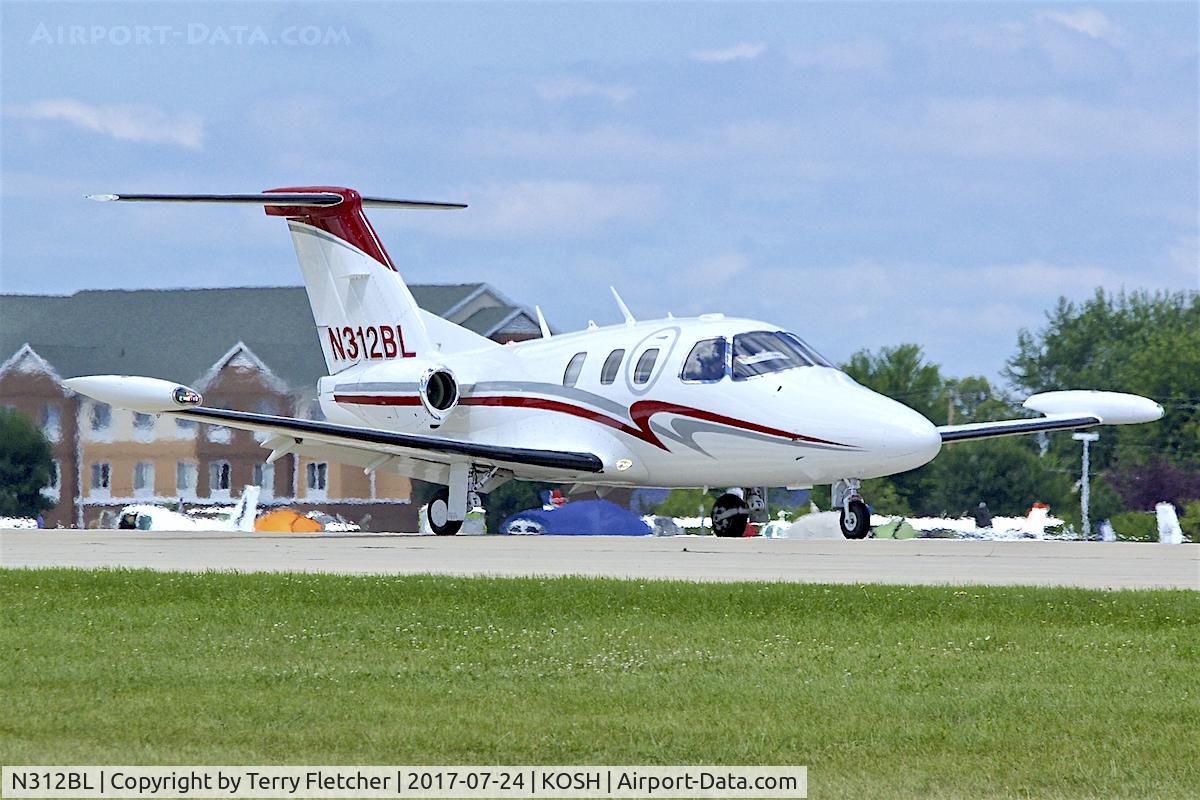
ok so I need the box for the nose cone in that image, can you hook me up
[817,373,941,474]
[879,401,942,469]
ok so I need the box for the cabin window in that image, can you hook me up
[681,337,727,382]
[563,352,586,387]
[781,332,834,368]
[633,349,660,385]
[601,349,625,385]
[732,331,826,380]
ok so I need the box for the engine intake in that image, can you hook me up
[419,367,459,420]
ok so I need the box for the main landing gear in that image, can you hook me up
[425,464,501,536]
[711,487,769,538]
[832,478,871,539]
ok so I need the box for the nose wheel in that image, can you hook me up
[839,499,871,539]
[832,478,872,539]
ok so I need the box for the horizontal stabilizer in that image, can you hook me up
[87,192,466,210]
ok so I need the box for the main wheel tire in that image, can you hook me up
[427,488,462,536]
[840,498,871,539]
[712,493,750,538]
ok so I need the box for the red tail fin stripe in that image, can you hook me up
[264,186,396,271]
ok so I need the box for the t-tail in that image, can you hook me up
[88,187,488,373]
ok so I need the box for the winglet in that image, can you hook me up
[535,305,552,339]
[610,287,636,326]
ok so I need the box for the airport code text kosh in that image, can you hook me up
[2,766,807,798]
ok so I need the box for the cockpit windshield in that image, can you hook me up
[732,330,832,380]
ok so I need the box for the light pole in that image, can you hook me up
[1073,432,1100,539]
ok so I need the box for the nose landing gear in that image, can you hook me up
[832,478,871,539]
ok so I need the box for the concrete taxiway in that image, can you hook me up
[2,529,1197,589]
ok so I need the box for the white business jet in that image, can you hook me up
[66,187,1163,537]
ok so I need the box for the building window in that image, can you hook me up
[176,418,197,433]
[41,404,61,442]
[633,348,660,385]
[176,462,197,495]
[133,462,155,496]
[90,403,111,431]
[563,352,586,388]
[600,349,625,385]
[206,424,232,443]
[209,461,231,495]
[255,399,276,416]
[90,462,111,492]
[306,462,328,492]
[41,460,61,500]
[253,462,275,499]
[134,412,154,431]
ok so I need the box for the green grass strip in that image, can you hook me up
[1,569,1197,799]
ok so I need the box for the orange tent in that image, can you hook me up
[255,510,322,533]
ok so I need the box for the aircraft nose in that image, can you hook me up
[886,406,942,463]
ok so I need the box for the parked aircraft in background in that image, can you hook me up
[115,486,259,532]
[68,187,1163,537]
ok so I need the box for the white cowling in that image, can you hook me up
[418,367,459,420]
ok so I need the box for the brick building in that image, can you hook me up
[0,285,540,529]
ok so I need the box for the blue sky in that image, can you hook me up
[2,1,1196,383]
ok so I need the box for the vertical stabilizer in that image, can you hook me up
[264,186,435,374]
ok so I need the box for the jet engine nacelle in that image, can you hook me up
[418,366,459,421]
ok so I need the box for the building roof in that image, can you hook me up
[0,284,536,392]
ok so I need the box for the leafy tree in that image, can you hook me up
[0,408,55,518]
[483,480,552,534]
[921,437,1074,519]
[844,344,947,424]
[1005,289,1200,469]
[654,488,716,519]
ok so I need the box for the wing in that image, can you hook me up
[62,374,603,482]
[938,390,1163,444]
[176,406,604,477]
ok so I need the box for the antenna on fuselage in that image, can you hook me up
[534,305,552,339]
[610,287,636,326]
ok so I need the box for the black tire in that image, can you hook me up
[427,487,462,536]
[712,493,750,538]
[840,499,871,539]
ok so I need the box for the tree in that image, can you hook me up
[0,408,55,518]
[483,480,552,534]
[1005,289,1200,470]
[843,344,947,423]
[920,437,1074,519]
[654,488,716,519]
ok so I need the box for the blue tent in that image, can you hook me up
[501,499,652,536]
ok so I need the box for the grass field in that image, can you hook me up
[1,569,1197,799]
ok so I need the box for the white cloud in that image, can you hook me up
[690,42,766,63]
[789,40,889,72]
[887,97,1194,159]
[9,98,203,149]
[398,180,663,240]
[536,78,635,104]
[1036,8,1124,45]
[691,252,751,286]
